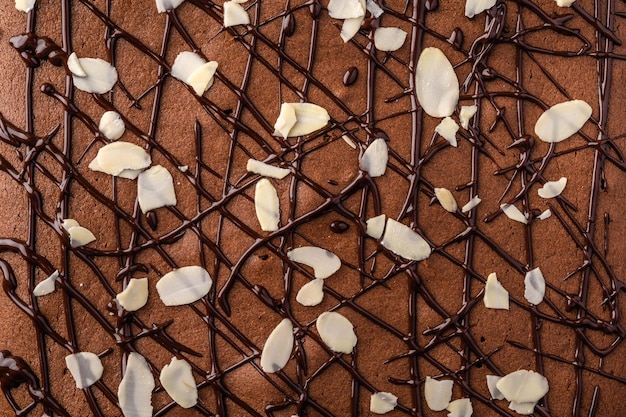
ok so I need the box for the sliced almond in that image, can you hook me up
[486,375,505,400]
[500,203,528,224]
[62,219,80,231]
[260,318,294,373]
[509,401,537,415]
[67,52,87,77]
[434,188,458,212]
[171,51,206,84]
[483,272,509,310]
[287,246,341,279]
[223,1,250,27]
[90,142,151,177]
[538,177,567,199]
[524,267,545,305]
[273,103,330,138]
[495,370,549,403]
[365,214,386,240]
[366,0,384,17]
[380,218,431,261]
[15,0,36,12]
[65,352,104,389]
[446,398,473,417]
[538,209,552,220]
[155,0,185,13]
[341,17,364,43]
[459,105,477,129]
[296,278,324,306]
[316,311,357,354]
[556,0,576,6]
[273,103,298,139]
[33,270,59,297]
[360,138,388,177]
[342,134,357,149]
[465,0,497,18]
[327,0,365,19]
[72,57,118,94]
[535,100,592,143]
[246,159,291,179]
[374,27,407,52]
[186,61,218,96]
[370,392,398,414]
[137,165,177,213]
[99,111,125,141]
[255,178,280,232]
[424,376,453,411]
[160,357,197,408]
[68,226,96,248]
[416,47,459,118]
[118,353,154,417]
[116,278,149,312]
[156,266,212,306]
[461,195,481,213]
[435,117,459,147]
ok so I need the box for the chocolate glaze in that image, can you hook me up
[0,1,624,416]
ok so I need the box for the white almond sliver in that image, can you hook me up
[160,357,197,408]
[434,188,458,212]
[316,311,357,353]
[459,105,478,129]
[462,195,481,213]
[524,267,545,305]
[365,214,386,240]
[33,270,59,297]
[246,159,291,179]
[186,61,218,96]
[538,209,552,220]
[465,0,497,18]
[118,168,144,180]
[374,27,407,52]
[16,0,36,12]
[277,103,330,137]
[360,138,388,177]
[446,398,473,417]
[535,100,592,143]
[287,246,341,279]
[68,226,96,248]
[538,177,567,199]
[328,0,365,19]
[342,135,357,149]
[255,178,280,232]
[156,266,212,306]
[260,318,294,373]
[483,272,509,310]
[296,278,324,306]
[156,0,185,13]
[273,103,298,139]
[171,51,206,84]
[556,0,576,6]
[62,219,80,231]
[65,352,104,389]
[509,401,537,415]
[435,117,459,147]
[99,111,125,141]
[91,142,151,176]
[118,353,154,417]
[381,218,431,261]
[500,204,528,224]
[137,165,177,213]
[416,47,459,118]
[72,58,118,94]
[341,17,364,43]
[370,392,398,414]
[223,1,250,27]
[486,375,505,400]
[116,278,149,312]
[424,376,453,411]
[496,370,549,403]
[67,52,87,77]
[366,0,384,17]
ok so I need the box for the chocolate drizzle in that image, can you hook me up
[0,1,624,416]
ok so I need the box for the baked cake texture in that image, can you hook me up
[0,0,625,416]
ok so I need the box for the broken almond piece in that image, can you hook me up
[137,165,177,213]
[118,353,154,417]
[424,376,453,411]
[435,117,459,147]
[223,1,250,27]
[116,278,149,312]
[65,352,104,389]
[360,138,388,177]
[483,272,509,310]
[159,357,197,408]
[524,267,545,305]
[370,392,398,414]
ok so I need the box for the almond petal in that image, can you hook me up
[434,187,458,212]
[92,142,151,176]
[187,61,218,95]
[366,0,384,18]
[160,357,197,408]
[255,178,280,232]
[155,0,185,13]
[365,214,386,240]
[156,266,212,306]
[424,376,453,411]
[273,103,298,138]
[68,226,96,248]
[118,353,155,417]
[296,278,324,306]
[282,103,330,137]
[99,111,125,141]
[67,52,87,77]
[483,272,509,310]
[137,165,177,213]
[327,0,365,19]
[461,195,481,213]
[416,47,459,118]
[116,278,149,312]
[72,58,118,94]
[556,0,576,6]
[171,51,206,84]
[538,209,552,220]
[381,218,431,261]
[535,100,592,143]
[459,105,477,129]
[486,375,505,400]
[65,352,104,389]
[509,401,537,415]
[15,0,36,12]
[370,392,398,414]
[316,311,357,353]
[287,246,341,279]
[524,267,545,305]
[496,370,549,403]
[465,0,497,18]
[360,138,388,177]
[446,398,473,417]
[62,219,80,231]
[500,203,528,224]
[260,318,294,373]
[435,117,459,147]
[341,17,363,43]
[33,270,59,297]
[374,27,407,51]
[538,177,567,199]
[246,159,291,179]
[223,1,250,27]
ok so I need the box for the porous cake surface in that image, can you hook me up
[0,0,625,416]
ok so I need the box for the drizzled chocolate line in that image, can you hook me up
[0,1,625,416]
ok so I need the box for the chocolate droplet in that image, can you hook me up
[330,221,350,234]
[343,67,358,86]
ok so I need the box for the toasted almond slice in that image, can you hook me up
[465,0,497,18]
[15,0,36,12]
[374,27,407,51]
[366,0,384,17]
[496,370,549,403]
[118,353,154,417]
[91,142,151,176]
[538,209,552,220]
[424,376,453,411]
[416,48,459,118]
[99,111,125,141]
[486,375,505,400]
[360,138,388,177]
[538,177,567,199]
[381,218,431,261]
[434,188,458,212]
[524,267,545,305]
[461,195,481,213]
[156,266,212,306]
[341,17,363,43]
[65,352,104,389]
[246,159,291,179]
[365,214,386,240]
[274,103,330,137]
[370,392,398,414]
[509,401,537,415]
[68,226,96,248]
[186,61,218,95]
[446,398,473,417]
[296,278,325,306]
[72,57,118,94]
[116,278,149,312]
[328,0,365,19]
[287,246,341,279]
[483,272,509,310]
[459,105,478,129]
[137,165,177,213]
[33,270,59,297]
[67,52,87,77]
[160,357,197,408]
[316,311,357,353]
[273,103,298,139]
[500,203,528,224]
[260,318,294,373]
[435,117,459,147]
[255,179,280,232]
[535,100,592,143]
[171,51,206,83]
[223,1,250,27]
[155,0,185,13]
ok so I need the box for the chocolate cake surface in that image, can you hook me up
[0,0,625,416]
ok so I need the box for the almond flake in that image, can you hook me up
[342,134,357,149]
[461,195,481,213]
[509,401,537,415]
[500,203,528,224]
[72,57,118,94]
[116,278,149,312]
[446,398,473,417]
[316,311,357,353]
[137,165,177,213]
[360,138,388,177]
[156,266,212,306]
[483,272,509,310]
[187,61,218,95]
[99,111,125,141]
[524,267,545,305]
[68,226,96,248]
[380,218,431,261]
[118,353,154,417]
[538,177,567,199]
[260,318,294,373]
[171,52,206,85]
[273,103,330,138]
[374,27,407,52]
[246,159,291,179]
[65,352,104,389]
[328,0,365,19]
[89,142,151,177]
[155,0,185,13]
[535,100,592,143]
[556,0,576,7]
[424,376,453,411]
[370,392,398,414]
[62,219,80,231]
[365,214,386,240]
[287,246,341,279]
[486,375,505,400]
[435,117,459,147]
[538,209,552,220]
[67,52,87,77]
[296,278,324,306]
[273,103,298,139]
[341,17,364,43]
[33,270,59,297]
[15,0,36,12]
[465,0,497,18]
[160,357,197,408]
[223,1,250,27]
[434,187,458,212]
[255,178,280,232]
[496,370,549,403]
[366,0,384,17]
[416,48,459,118]
[459,105,477,129]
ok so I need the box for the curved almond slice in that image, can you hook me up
[535,100,592,143]
[341,17,363,43]
[365,214,386,240]
[446,398,473,417]
[509,401,536,415]
[425,377,453,411]
[483,272,509,310]
[62,218,80,231]
[328,0,365,19]
[370,392,398,414]
[287,246,341,279]
[99,111,125,141]
[16,0,36,12]
[273,103,297,139]
[160,357,197,408]
[72,58,118,94]
[316,311,357,353]
[416,48,459,118]
[381,218,431,261]
[68,226,96,248]
[67,52,87,77]
[116,278,149,312]
[556,0,576,6]
[486,375,505,400]
[118,353,154,417]
[246,159,291,179]
[92,142,151,176]
[33,270,59,297]
[171,51,206,84]
[465,0,497,18]
[137,165,177,213]
[434,188,458,212]
[496,370,549,403]
[223,1,250,27]
[538,177,567,199]
[156,0,185,13]
[461,195,481,213]
[538,209,552,220]
[296,278,324,306]
[374,27,407,52]
[260,318,294,373]
[435,117,459,147]
[187,61,218,95]
[500,203,528,224]
[65,352,103,389]
[524,267,545,305]
[118,168,144,180]
[277,103,330,137]
[156,266,212,306]
[366,0,384,17]
[459,105,477,129]
[255,178,280,232]
[360,138,388,177]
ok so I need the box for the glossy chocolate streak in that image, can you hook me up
[0,1,625,417]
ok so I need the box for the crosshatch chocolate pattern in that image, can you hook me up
[0,0,625,416]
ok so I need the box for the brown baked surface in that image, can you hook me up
[0,0,625,416]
